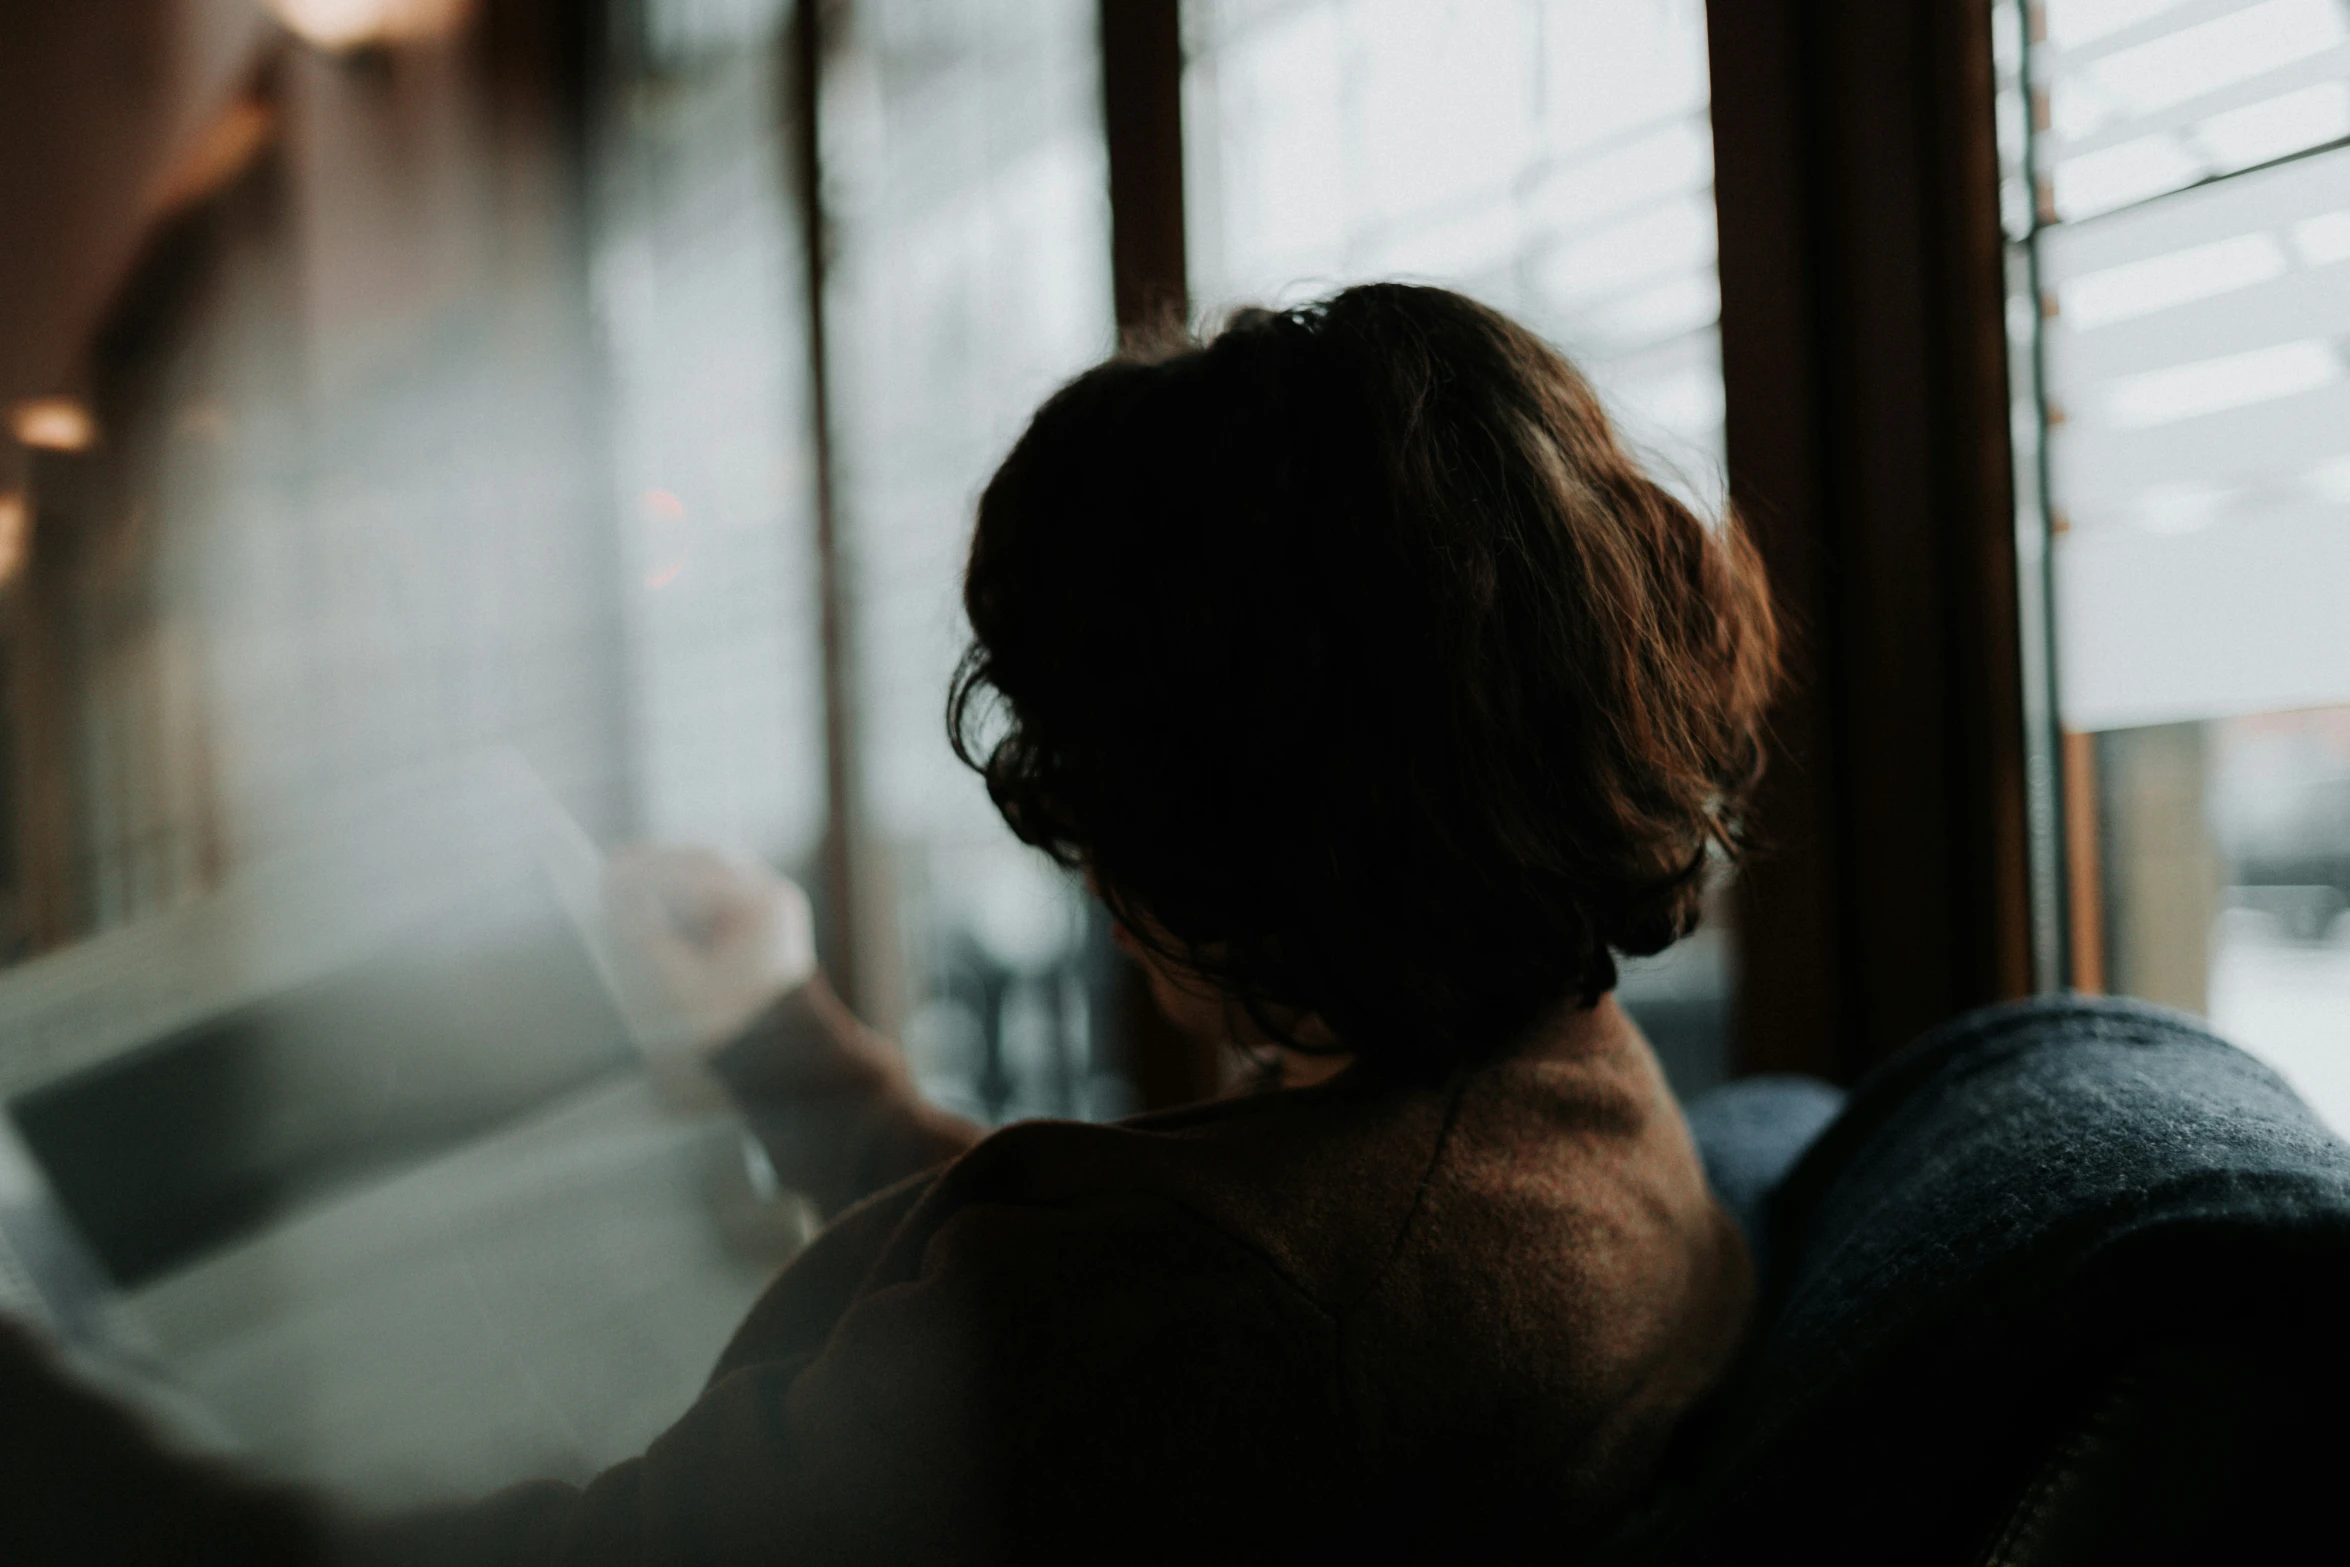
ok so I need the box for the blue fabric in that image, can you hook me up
[1682,1074,1845,1280]
[1613,995,2350,1563]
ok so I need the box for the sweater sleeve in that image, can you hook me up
[706,977,984,1217]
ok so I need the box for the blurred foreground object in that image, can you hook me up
[5,396,96,453]
[0,756,804,1503]
[267,0,476,52]
[602,846,817,1098]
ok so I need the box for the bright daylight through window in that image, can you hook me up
[2002,0,2350,1126]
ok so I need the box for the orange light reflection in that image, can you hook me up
[9,397,98,453]
[0,493,31,585]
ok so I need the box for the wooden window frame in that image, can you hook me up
[1705,0,2037,1079]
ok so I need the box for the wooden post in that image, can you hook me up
[1708,0,2035,1079]
[788,0,864,1014]
[1,472,81,952]
[2062,729,2105,994]
[1099,0,1188,346]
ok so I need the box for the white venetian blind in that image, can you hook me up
[1183,0,1725,511]
[2034,0,2350,730]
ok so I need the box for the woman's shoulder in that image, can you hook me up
[909,1016,1707,1314]
[703,1028,1746,1552]
[967,1075,1460,1270]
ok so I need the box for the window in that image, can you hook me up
[822,0,1129,1122]
[2002,0,2350,1126]
[596,0,829,879]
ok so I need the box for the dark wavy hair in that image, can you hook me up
[950,283,1778,1080]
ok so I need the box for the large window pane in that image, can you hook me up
[2041,151,2350,728]
[2007,0,2350,1129]
[823,0,1128,1123]
[597,0,829,870]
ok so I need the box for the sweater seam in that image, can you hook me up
[1120,1071,1470,1321]
[1351,1067,1471,1312]
[1327,1069,1471,1450]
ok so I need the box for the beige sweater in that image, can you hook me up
[0,984,1750,1564]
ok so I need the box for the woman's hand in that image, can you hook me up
[603,846,818,1095]
[604,848,982,1203]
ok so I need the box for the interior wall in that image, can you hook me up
[0,1,275,411]
[4,1,637,955]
